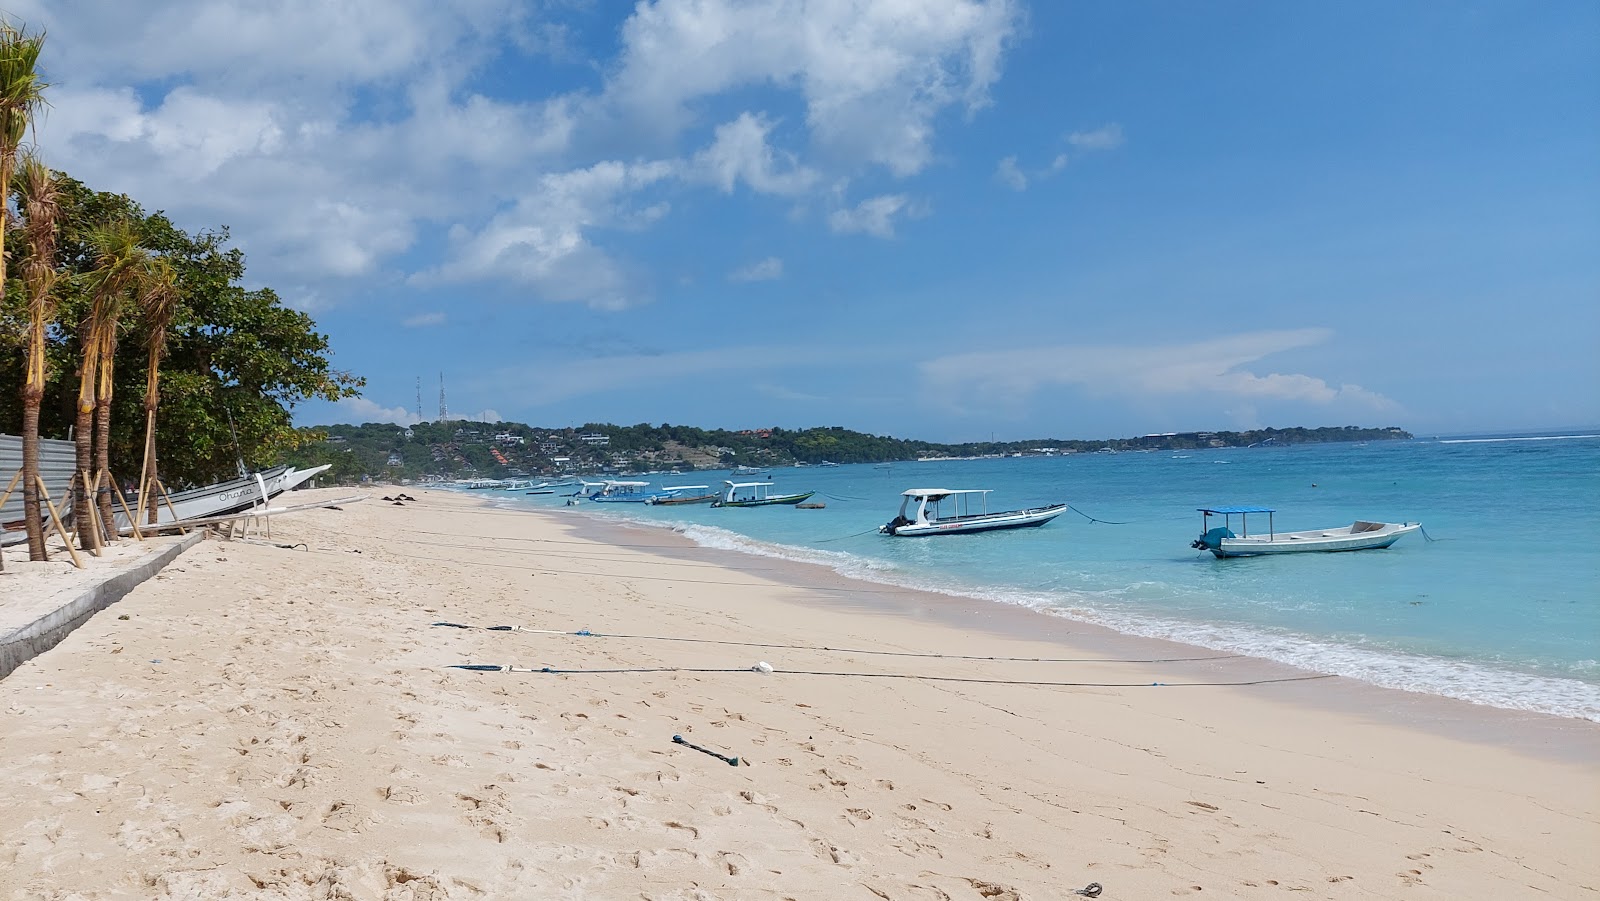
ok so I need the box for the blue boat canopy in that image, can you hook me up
[1198,505,1275,515]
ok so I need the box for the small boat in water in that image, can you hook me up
[586,480,658,503]
[879,488,1067,536]
[645,485,718,506]
[711,480,814,507]
[1191,505,1421,557]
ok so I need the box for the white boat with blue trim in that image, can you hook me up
[1191,505,1421,557]
[879,488,1067,537]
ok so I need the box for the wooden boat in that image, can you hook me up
[710,480,814,507]
[1191,505,1421,557]
[645,485,718,506]
[879,488,1067,537]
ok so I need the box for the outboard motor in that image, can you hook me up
[1191,526,1235,551]
[880,515,910,535]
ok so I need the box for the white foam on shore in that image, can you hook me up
[616,512,1600,723]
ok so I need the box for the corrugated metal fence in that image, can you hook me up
[0,434,79,542]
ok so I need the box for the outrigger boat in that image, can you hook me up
[879,488,1067,537]
[645,485,718,506]
[1191,505,1421,557]
[114,463,331,532]
[711,480,814,507]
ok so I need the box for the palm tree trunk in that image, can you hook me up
[73,403,97,552]
[141,407,159,525]
[20,400,47,560]
[94,398,115,541]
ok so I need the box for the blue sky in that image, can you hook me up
[21,0,1599,441]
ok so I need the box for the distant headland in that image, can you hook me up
[287,422,1411,483]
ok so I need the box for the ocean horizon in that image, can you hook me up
[487,432,1600,722]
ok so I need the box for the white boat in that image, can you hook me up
[1191,505,1421,557]
[879,488,1067,537]
[116,464,331,531]
[710,480,814,507]
[586,480,658,503]
[644,485,718,506]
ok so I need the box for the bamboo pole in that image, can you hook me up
[156,479,187,534]
[107,474,144,541]
[36,475,84,569]
[0,468,21,511]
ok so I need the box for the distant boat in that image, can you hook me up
[879,488,1067,537]
[586,480,658,503]
[711,480,814,508]
[1191,506,1421,557]
[731,465,769,477]
[645,485,718,506]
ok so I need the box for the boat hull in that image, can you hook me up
[1206,522,1421,557]
[712,491,815,508]
[883,504,1067,536]
[646,493,718,506]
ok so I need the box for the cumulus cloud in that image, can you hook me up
[419,160,677,309]
[608,0,1020,176]
[402,312,446,327]
[693,113,819,195]
[728,257,784,282]
[829,194,915,238]
[332,396,422,426]
[920,329,1399,413]
[26,0,1023,310]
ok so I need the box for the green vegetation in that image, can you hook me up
[287,421,1413,484]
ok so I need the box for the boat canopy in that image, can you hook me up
[603,480,651,488]
[724,480,774,489]
[902,488,992,498]
[661,485,709,492]
[1199,505,1275,515]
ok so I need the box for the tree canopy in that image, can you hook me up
[1,172,363,489]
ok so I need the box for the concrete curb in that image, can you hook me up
[0,531,207,680]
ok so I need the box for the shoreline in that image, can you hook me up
[2,488,1595,898]
[550,502,1600,766]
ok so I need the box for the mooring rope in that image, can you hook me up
[430,621,1241,664]
[1067,505,1130,525]
[447,662,1333,688]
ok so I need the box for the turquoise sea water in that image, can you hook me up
[496,435,1600,721]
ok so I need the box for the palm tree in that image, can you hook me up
[0,19,47,569]
[16,152,60,560]
[74,218,147,549]
[136,259,178,524]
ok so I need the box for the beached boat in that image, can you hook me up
[1190,505,1421,557]
[645,485,718,506]
[879,488,1067,537]
[711,480,814,507]
[115,464,331,531]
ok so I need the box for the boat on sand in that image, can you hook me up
[1191,505,1421,557]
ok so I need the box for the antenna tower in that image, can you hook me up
[438,372,448,422]
[415,376,423,423]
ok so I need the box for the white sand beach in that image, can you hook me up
[1,489,1596,899]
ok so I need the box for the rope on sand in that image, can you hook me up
[446,662,1334,688]
[430,622,1242,664]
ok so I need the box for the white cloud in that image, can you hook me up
[402,312,446,327]
[920,329,1399,413]
[693,113,819,196]
[995,155,1027,190]
[419,160,678,309]
[829,194,914,238]
[608,0,1020,176]
[1067,123,1124,151]
[333,396,422,426]
[728,257,784,282]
